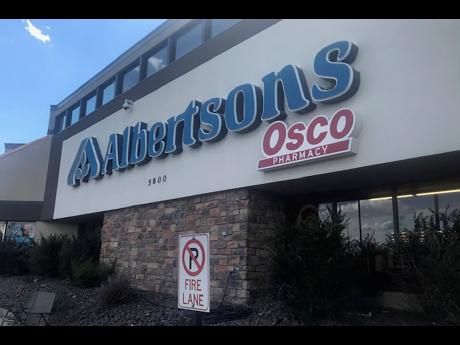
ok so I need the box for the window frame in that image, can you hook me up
[99,77,117,107]
[55,112,67,133]
[82,91,98,117]
[120,59,141,94]
[53,19,246,134]
[143,40,170,79]
[210,19,241,37]
[68,102,82,127]
[170,19,207,61]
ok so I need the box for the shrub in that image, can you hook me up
[58,230,103,279]
[72,228,102,263]
[97,261,116,281]
[268,209,355,321]
[0,239,31,275]
[57,235,76,278]
[71,260,115,288]
[387,209,460,324]
[28,234,68,278]
[348,234,389,296]
[100,273,135,306]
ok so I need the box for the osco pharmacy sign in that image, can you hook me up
[68,41,360,187]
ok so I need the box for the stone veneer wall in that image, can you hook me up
[100,188,286,305]
[246,190,287,299]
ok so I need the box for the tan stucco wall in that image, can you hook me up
[0,136,52,201]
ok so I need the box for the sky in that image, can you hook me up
[0,19,166,154]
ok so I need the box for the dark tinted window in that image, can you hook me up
[338,201,360,241]
[438,191,460,230]
[146,46,168,77]
[122,64,140,93]
[56,114,66,132]
[211,19,240,37]
[175,22,204,60]
[84,93,97,116]
[398,195,435,233]
[318,203,333,222]
[361,198,394,243]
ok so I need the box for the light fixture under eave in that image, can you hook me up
[416,188,460,196]
[397,194,414,199]
[369,196,392,201]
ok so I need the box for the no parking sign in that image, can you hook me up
[178,233,210,312]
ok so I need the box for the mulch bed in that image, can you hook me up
[0,275,448,326]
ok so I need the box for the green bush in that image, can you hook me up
[0,240,31,275]
[58,235,77,278]
[28,234,68,278]
[387,209,460,324]
[71,260,115,288]
[100,273,135,306]
[58,230,102,279]
[348,233,389,296]
[268,209,356,321]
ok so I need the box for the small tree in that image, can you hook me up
[268,208,355,321]
[348,233,388,297]
[28,234,68,278]
[0,239,31,275]
[387,209,460,324]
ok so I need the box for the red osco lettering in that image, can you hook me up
[262,122,286,156]
[330,108,354,139]
[306,116,328,145]
[286,122,306,151]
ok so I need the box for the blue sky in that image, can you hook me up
[0,19,166,154]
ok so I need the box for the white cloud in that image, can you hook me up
[147,56,166,71]
[23,19,51,44]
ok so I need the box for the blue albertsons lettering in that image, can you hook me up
[68,41,360,187]
[67,137,103,186]
[118,126,132,170]
[311,41,359,103]
[198,98,227,143]
[261,64,316,122]
[102,133,122,175]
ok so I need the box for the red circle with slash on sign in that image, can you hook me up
[181,238,206,276]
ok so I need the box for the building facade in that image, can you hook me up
[2,19,460,304]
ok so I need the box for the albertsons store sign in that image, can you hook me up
[68,41,360,187]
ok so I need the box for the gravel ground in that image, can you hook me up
[0,275,442,326]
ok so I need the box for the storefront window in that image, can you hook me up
[316,189,460,243]
[437,190,460,231]
[398,195,435,233]
[438,191,460,215]
[338,201,360,241]
[0,221,6,242]
[4,222,35,244]
[360,198,394,243]
[318,203,333,222]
